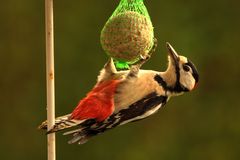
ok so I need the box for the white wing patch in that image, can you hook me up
[120,104,162,126]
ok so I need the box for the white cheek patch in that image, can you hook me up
[179,70,195,90]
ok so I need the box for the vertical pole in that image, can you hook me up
[45,0,56,160]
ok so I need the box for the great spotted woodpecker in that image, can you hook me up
[39,42,199,144]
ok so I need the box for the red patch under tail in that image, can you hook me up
[70,80,120,122]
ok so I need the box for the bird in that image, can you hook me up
[39,42,199,145]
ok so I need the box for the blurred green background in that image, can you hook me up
[1,0,240,159]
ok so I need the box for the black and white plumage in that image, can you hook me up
[39,42,199,144]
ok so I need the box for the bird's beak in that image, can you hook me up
[166,42,179,65]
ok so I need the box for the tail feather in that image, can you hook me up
[67,132,90,145]
[38,114,86,133]
[63,128,84,136]
[67,133,83,144]
[64,119,97,144]
[39,115,97,144]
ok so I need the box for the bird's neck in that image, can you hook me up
[155,64,185,96]
[159,64,178,88]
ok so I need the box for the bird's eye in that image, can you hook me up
[183,64,191,72]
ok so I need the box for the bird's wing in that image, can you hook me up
[70,80,120,122]
[63,92,168,145]
[106,92,168,127]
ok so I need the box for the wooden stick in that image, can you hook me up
[45,0,56,160]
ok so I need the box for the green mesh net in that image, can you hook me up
[111,0,151,20]
[101,0,154,70]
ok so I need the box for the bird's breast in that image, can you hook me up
[113,71,163,113]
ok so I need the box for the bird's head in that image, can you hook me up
[164,42,199,92]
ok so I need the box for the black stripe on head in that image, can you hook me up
[186,60,199,83]
[165,42,189,92]
[171,54,190,92]
[154,74,189,93]
[154,74,168,90]
[174,62,182,90]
